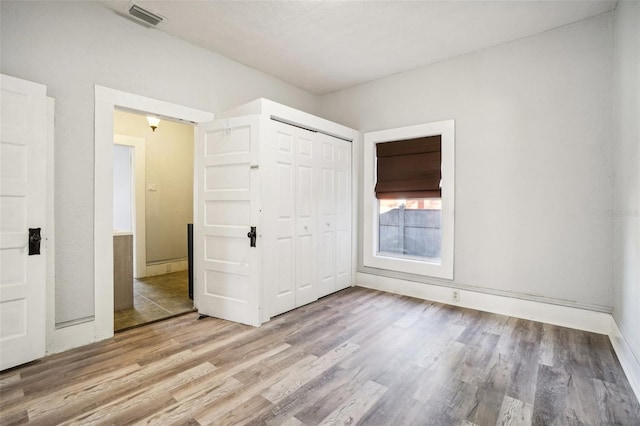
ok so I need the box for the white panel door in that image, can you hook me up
[267,121,318,317]
[334,138,352,290]
[317,133,352,296]
[294,127,317,307]
[0,74,47,370]
[269,121,296,316]
[195,116,261,327]
[317,135,336,298]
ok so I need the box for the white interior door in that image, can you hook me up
[318,134,337,298]
[195,116,261,327]
[317,133,352,296]
[269,121,296,316]
[0,74,47,370]
[334,138,352,290]
[293,127,317,307]
[267,121,319,317]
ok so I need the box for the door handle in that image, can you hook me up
[29,228,41,255]
[247,226,257,248]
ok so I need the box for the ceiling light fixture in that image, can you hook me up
[147,116,160,132]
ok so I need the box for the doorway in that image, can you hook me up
[113,135,146,278]
[112,109,195,331]
[93,85,213,344]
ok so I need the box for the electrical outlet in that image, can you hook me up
[451,290,460,302]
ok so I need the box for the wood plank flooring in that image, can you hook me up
[1,287,639,425]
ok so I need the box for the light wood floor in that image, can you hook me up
[1,287,639,425]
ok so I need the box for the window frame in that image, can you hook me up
[363,120,455,280]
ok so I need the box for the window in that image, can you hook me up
[378,198,442,261]
[363,120,454,280]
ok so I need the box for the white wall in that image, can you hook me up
[112,144,133,232]
[114,110,193,264]
[0,0,624,328]
[0,1,319,325]
[612,1,640,372]
[320,13,614,310]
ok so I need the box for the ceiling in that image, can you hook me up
[101,1,616,95]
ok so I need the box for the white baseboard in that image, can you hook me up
[609,318,640,402]
[357,272,611,334]
[145,259,188,277]
[357,272,640,403]
[44,258,189,356]
[47,320,96,355]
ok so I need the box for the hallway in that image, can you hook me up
[114,270,194,331]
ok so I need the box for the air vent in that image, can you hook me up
[128,4,164,26]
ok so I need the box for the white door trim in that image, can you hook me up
[45,97,56,354]
[114,135,146,279]
[79,86,214,349]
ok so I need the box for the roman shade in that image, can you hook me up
[375,135,441,199]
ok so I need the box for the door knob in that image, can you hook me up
[29,228,41,255]
[247,226,257,248]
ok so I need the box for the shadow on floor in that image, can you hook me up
[114,270,194,331]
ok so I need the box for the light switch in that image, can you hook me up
[147,183,157,192]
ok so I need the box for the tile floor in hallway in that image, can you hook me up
[114,270,194,331]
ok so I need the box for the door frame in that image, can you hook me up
[45,97,57,354]
[114,135,146,279]
[92,86,213,343]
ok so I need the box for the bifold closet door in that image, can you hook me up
[334,137,352,290]
[317,133,352,298]
[318,134,336,297]
[294,127,317,308]
[268,121,318,317]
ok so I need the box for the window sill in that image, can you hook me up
[364,252,453,280]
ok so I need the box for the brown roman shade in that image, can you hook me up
[375,135,441,199]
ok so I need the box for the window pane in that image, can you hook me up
[378,198,441,262]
